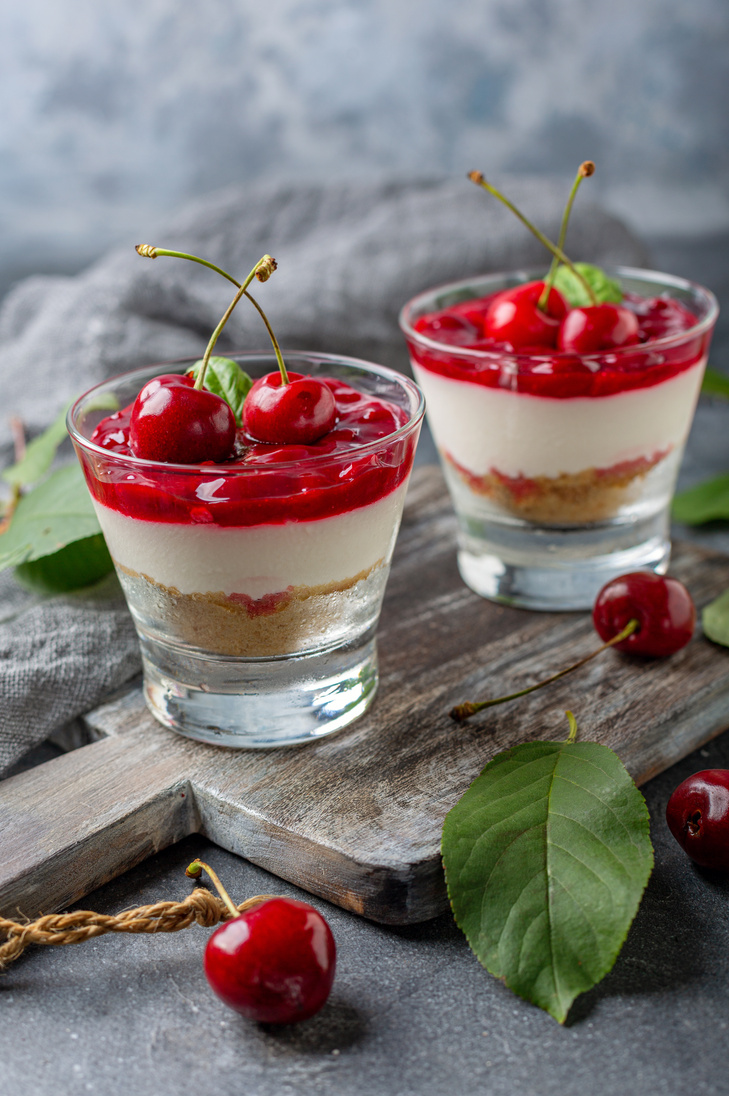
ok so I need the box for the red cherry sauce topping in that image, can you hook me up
[592,571,695,657]
[409,288,704,398]
[130,374,236,463]
[203,897,336,1024]
[243,372,337,444]
[85,376,413,526]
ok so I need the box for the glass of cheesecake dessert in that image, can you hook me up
[399,266,717,610]
[69,351,424,747]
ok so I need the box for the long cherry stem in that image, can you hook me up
[135,246,288,386]
[186,860,239,918]
[537,160,595,311]
[468,172,598,306]
[450,618,639,723]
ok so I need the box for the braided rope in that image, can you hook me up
[0,890,277,971]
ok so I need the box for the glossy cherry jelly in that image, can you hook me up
[203,897,337,1023]
[129,373,236,464]
[592,571,695,657]
[243,371,338,444]
[666,770,729,871]
[557,303,640,353]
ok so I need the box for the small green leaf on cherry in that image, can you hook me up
[702,589,729,648]
[188,357,253,426]
[553,263,623,308]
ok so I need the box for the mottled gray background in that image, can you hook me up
[1,0,728,295]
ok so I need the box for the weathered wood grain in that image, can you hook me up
[2,465,729,924]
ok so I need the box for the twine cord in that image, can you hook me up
[0,889,277,971]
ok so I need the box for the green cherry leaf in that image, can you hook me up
[2,404,71,489]
[0,463,103,573]
[553,263,623,308]
[702,589,729,647]
[442,724,653,1023]
[700,365,729,400]
[13,534,113,593]
[672,474,729,525]
[188,356,253,426]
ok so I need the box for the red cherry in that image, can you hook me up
[129,373,236,464]
[666,770,729,871]
[243,372,337,444]
[592,572,695,657]
[558,304,640,353]
[203,897,337,1024]
[483,281,568,350]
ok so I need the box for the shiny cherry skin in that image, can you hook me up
[666,770,729,871]
[592,571,695,657]
[558,303,640,353]
[203,897,336,1024]
[483,281,568,350]
[243,372,337,444]
[129,373,236,464]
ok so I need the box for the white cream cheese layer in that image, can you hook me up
[94,481,408,598]
[412,360,706,479]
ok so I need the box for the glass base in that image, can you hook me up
[138,628,378,748]
[457,510,671,611]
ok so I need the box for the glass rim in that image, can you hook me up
[68,350,426,475]
[398,264,720,363]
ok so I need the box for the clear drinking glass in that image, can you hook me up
[399,267,718,610]
[69,352,424,747]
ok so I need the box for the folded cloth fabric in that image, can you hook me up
[0,175,648,775]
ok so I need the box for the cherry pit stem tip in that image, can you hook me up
[135,246,288,388]
[450,618,639,724]
[468,169,598,306]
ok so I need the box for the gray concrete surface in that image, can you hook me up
[3,235,729,1095]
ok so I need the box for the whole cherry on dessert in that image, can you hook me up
[593,571,695,657]
[483,280,568,349]
[451,571,695,721]
[129,373,236,463]
[187,860,336,1024]
[666,770,729,871]
[243,370,337,444]
[558,303,640,353]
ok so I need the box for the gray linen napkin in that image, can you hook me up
[0,175,647,774]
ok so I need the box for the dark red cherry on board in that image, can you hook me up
[666,770,729,871]
[129,373,236,463]
[243,372,337,444]
[558,303,640,353]
[483,281,568,350]
[592,571,695,657]
[203,897,337,1024]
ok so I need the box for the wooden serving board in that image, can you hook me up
[3,465,729,925]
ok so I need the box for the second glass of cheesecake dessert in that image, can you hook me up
[400,266,717,610]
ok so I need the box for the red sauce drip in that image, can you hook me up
[407,291,708,398]
[82,377,415,526]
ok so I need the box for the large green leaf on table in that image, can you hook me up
[702,588,729,648]
[0,462,104,572]
[2,405,71,489]
[188,356,253,426]
[442,716,653,1023]
[552,263,623,308]
[700,365,729,400]
[672,474,729,525]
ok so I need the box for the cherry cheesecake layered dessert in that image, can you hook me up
[401,268,715,526]
[72,355,422,660]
